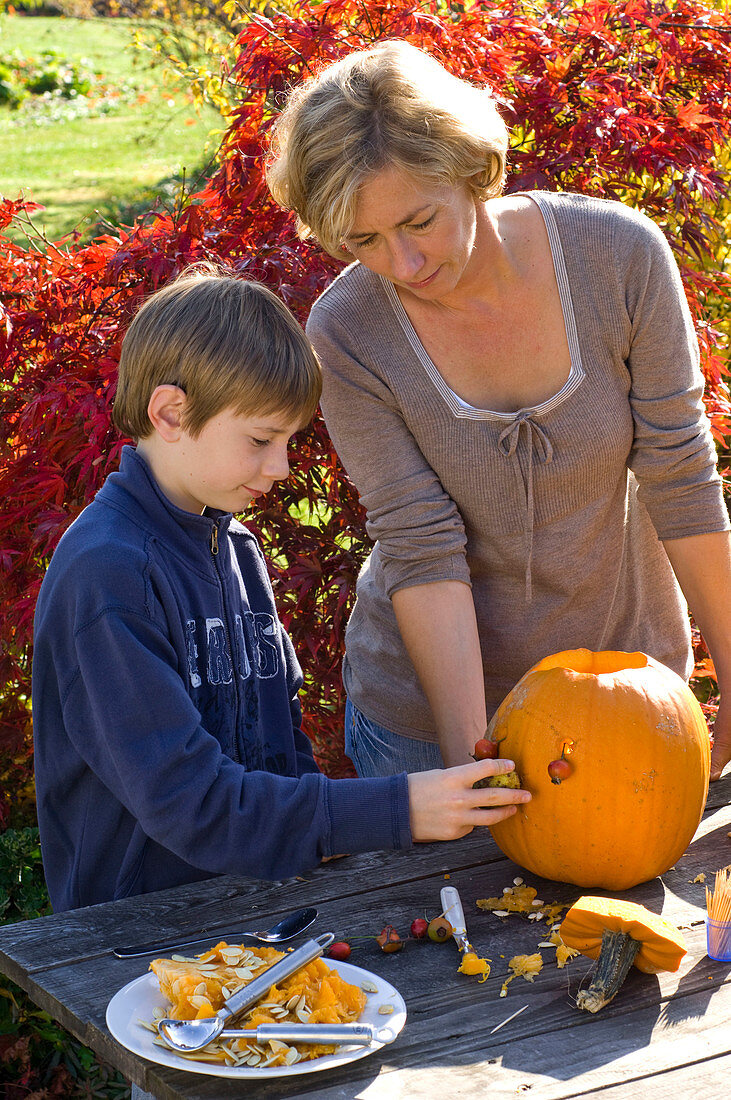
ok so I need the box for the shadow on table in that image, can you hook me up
[662,818,731,908]
[659,953,731,1029]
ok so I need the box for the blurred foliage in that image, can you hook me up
[0,827,50,922]
[0,46,99,108]
[0,4,729,1091]
[0,830,129,1099]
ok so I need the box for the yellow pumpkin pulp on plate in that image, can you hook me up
[149,941,367,1066]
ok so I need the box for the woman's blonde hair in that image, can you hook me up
[113,265,321,440]
[266,40,509,257]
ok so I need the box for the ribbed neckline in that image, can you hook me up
[380,191,586,421]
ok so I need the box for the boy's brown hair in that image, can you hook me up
[113,265,322,440]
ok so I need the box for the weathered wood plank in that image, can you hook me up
[573,1054,731,1100]
[6,874,729,1096]
[0,831,508,973]
[1,773,726,977]
[0,774,727,1099]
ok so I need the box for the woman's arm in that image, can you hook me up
[662,530,731,780]
[392,579,486,766]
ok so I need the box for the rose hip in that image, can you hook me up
[427,916,453,943]
[410,917,429,939]
[376,925,403,953]
[327,941,352,961]
[548,758,572,784]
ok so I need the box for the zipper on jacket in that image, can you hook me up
[209,518,241,763]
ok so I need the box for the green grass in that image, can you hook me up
[0,14,222,243]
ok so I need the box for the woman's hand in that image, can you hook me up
[407,757,531,842]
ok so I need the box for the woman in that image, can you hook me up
[266,40,731,780]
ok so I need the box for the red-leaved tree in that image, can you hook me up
[1,0,729,827]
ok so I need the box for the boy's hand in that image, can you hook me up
[407,758,531,843]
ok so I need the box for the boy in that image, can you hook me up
[32,266,527,912]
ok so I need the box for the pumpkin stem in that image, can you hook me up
[575,928,641,1013]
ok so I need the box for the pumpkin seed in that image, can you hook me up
[189,994,212,1009]
[296,1006,311,1023]
[234,966,254,979]
[360,980,378,992]
[151,1006,166,1020]
[137,1018,158,1032]
[493,910,509,917]
[193,981,207,996]
[284,1047,300,1065]
[378,1004,394,1015]
[246,1052,262,1066]
[171,954,197,962]
[513,877,524,885]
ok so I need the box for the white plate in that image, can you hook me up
[106,958,406,1078]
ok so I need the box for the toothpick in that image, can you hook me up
[490,1004,528,1034]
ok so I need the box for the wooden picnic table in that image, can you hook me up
[1,770,729,1100]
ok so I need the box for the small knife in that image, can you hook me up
[440,885,474,954]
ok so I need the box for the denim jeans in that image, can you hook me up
[345,698,444,776]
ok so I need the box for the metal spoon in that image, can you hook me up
[157,932,334,1052]
[113,907,318,958]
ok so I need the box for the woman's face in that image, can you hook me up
[343,166,481,301]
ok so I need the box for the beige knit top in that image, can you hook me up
[307,192,730,741]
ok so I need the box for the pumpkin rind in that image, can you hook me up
[559,896,687,974]
[488,649,710,890]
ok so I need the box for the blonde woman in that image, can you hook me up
[267,40,731,781]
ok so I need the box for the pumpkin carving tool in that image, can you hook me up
[157,932,334,1052]
[440,886,474,954]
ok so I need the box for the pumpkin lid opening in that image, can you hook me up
[533,650,648,676]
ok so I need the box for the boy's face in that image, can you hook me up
[165,405,302,515]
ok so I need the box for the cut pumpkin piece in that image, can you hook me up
[560,896,687,1013]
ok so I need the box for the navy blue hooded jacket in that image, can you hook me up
[32,447,411,911]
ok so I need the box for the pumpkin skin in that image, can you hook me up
[559,896,687,975]
[488,649,710,890]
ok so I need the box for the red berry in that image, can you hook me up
[376,925,403,953]
[410,917,429,939]
[548,758,572,784]
[473,737,498,760]
[327,941,352,961]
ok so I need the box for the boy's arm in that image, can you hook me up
[60,606,408,879]
[280,629,321,776]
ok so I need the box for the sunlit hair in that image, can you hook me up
[266,39,509,258]
[113,264,322,440]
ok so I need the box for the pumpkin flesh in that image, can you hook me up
[488,650,710,890]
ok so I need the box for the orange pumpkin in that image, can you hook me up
[488,649,710,889]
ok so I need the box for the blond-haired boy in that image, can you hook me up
[32,267,527,912]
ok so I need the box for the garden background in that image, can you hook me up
[1,0,729,1094]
